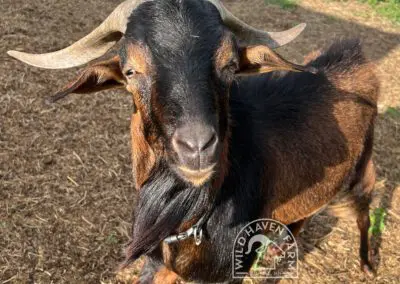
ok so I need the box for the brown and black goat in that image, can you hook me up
[8,0,379,283]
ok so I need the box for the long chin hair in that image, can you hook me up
[124,162,212,266]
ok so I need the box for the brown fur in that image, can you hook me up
[163,241,211,281]
[124,43,165,189]
[263,51,379,225]
[211,128,231,190]
[124,43,152,75]
[153,267,181,284]
[214,35,235,71]
[130,112,156,189]
[303,50,323,65]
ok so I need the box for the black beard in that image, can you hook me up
[124,162,212,265]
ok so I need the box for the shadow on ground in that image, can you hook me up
[224,0,399,62]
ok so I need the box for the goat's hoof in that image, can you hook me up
[361,261,376,279]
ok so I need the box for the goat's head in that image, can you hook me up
[8,0,312,189]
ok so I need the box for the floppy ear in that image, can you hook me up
[47,55,125,103]
[237,45,317,75]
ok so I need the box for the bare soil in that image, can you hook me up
[1,0,399,283]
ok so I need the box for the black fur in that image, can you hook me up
[125,0,226,138]
[125,162,211,264]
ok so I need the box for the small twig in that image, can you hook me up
[35,214,48,223]
[73,151,85,167]
[97,155,108,165]
[82,216,95,228]
[2,275,17,284]
[388,209,400,221]
[67,176,79,187]
[76,191,87,205]
[305,258,326,274]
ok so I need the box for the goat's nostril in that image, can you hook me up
[201,133,217,151]
[175,138,196,153]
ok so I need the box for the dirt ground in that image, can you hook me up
[1,0,399,283]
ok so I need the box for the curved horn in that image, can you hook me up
[7,0,146,69]
[206,0,306,48]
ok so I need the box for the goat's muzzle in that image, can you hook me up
[172,123,219,186]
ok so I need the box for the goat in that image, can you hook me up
[8,0,379,283]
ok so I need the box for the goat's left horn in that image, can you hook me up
[206,0,306,48]
[7,0,147,69]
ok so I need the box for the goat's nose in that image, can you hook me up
[172,123,218,170]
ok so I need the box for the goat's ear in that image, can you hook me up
[47,56,125,103]
[237,46,317,75]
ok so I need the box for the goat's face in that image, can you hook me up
[121,1,238,187]
[8,0,313,188]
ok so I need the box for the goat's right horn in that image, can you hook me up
[7,0,147,69]
[207,0,306,48]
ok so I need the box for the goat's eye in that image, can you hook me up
[125,69,136,78]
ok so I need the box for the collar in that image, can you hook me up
[163,202,215,246]
[163,185,221,246]
[163,218,204,246]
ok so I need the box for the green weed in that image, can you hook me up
[264,0,298,10]
[359,0,400,23]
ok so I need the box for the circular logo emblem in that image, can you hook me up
[232,219,298,279]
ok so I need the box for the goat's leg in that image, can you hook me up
[287,219,306,237]
[357,206,374,276]
[354,159,376,277]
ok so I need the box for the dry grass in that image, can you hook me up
[1,0,399,283]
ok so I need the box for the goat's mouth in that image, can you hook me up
[176,164,216,187]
